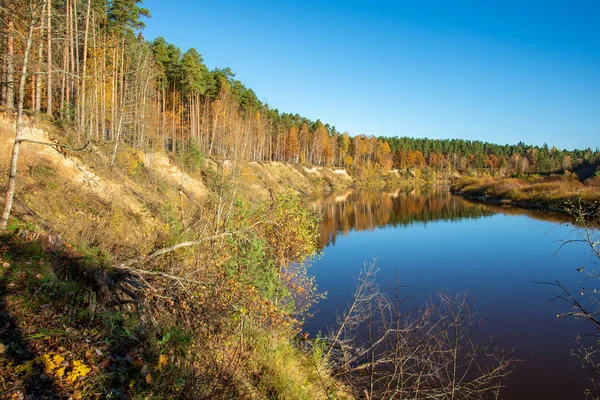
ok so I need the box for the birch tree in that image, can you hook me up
[0,0,44,230]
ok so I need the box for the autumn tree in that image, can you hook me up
[0,0,45,230]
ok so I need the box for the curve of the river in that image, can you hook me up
[307,186,597,399]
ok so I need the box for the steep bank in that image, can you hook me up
[0,114,353,399]
[0,113,354,203]
[219,160,354,201]
[0,113,356,247]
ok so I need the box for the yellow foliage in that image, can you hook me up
[158,353,169,370]
[19,353,92,384]
[41,353,65,375]
[116,149,144,175]
[66,360,92,382]
[343,155,353,167]
[261,195,320,266]
[15,360,35,375]
[56,366,66,378]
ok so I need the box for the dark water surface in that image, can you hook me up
[306,187,597,399]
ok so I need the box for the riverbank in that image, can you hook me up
[0,113,480,398]
[0,114,355,398]
[450,175,600,214]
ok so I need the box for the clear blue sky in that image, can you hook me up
[140,0,600,150]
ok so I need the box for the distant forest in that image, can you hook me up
[1,0,599,176]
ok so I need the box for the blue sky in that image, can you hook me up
[140,0,600,150]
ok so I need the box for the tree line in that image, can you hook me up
[1,0,598,177]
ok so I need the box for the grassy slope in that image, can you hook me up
[0,113,356,258]
[0,233,346,399]
[451,173,600,212]
[0,114,351,399]
[0,234,144,399]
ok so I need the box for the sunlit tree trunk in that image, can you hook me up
[35,6,44,113]
[1,20,37,230]
[59,3,67,119]
[5,19,14,109]
[72,0,80,128]
[79,0,90,133]
[46,0,52,115]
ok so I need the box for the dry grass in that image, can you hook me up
[0,114,214,261]
[0,113,354,399]
[452,171,600,211]
[244,327,351,400]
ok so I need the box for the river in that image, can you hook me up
[306,186,597,399]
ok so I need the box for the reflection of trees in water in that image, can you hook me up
[462,198,574,225]
[313,187,495,249]
[314,187,576,249]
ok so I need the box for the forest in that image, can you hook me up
[1,0,599,179]
[2,1,600,399]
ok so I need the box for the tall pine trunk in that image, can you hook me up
[35,6,44,114]
[46,0,52,115]
[79,0,91,133]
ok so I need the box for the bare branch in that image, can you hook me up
[324,262,515,399]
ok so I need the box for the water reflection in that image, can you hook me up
[308,187,592,399]
[312,187,576,250]
[312,187,495,250]
[463,198,574,225]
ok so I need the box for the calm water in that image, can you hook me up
[306,187,598,399]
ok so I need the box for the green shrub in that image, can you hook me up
[182,140,204,173]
